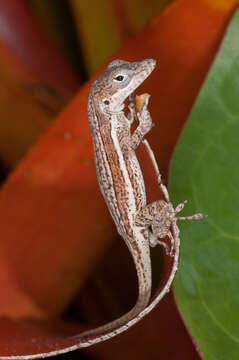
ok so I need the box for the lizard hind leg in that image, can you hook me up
[171,200,207,221]
[135,200,174,256]
[148,231,172,255]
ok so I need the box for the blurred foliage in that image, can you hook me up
[27,0,171,76]
[0,0,79,172]
[69,0,171,75]
[27,0,85,77]
[0,0,170,173]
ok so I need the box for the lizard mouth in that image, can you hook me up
[139,58,156,74]
[132,58,156,92]
[143,58,156,71]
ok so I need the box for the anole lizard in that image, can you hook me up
[82,59,205,338]
[3,59,206,359]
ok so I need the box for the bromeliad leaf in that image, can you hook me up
[169,8,239,360]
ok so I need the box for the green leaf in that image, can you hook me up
[169,9,239,360]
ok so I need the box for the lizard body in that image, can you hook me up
[84,58,205,337]
[87,59,156,329]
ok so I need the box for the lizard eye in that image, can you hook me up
[103,99,110,105]
[114,75,125,82]
[112,73,130,88]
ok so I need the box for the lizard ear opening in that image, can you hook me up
[103,99,110,105]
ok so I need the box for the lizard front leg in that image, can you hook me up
[121,94,154,155]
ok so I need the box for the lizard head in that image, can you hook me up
[91,59,156,113]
